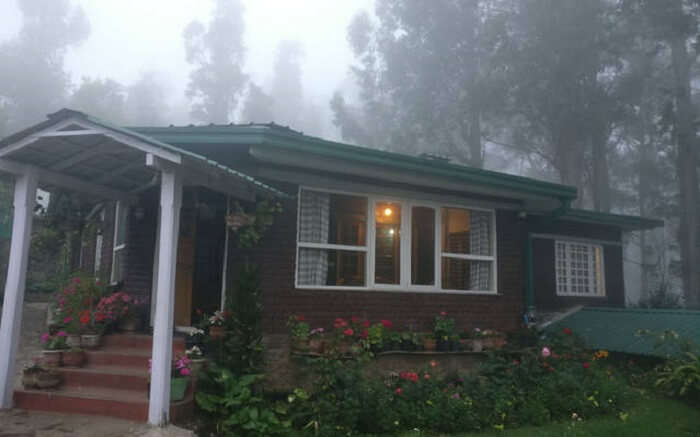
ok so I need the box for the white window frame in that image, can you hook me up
[294,186,498,295]
[94,209,105,276]
[554,240,606,297]
[110,201,128,285]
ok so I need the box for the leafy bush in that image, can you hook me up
[196,367,291,436]
[655,351,700,399]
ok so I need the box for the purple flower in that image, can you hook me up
[56,331,67,337]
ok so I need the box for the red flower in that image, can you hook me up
[583,362,590,369]
[564,327,572,335]
[363,320,370,328]
[395,388,402,395]
[360,329,368,339]
[334,318,347,329]
[95,312,105,322]
[80,312,90,324]
[513,359,519,365]
[380,320,392,328]
[351,316,361,324]
[440,311,447,316]
[295,315,305,322]
[343,328,354,336]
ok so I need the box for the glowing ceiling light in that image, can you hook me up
[389,228,395,235]
[384,207,393,216]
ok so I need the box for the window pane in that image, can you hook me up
[441,258,492,291]
[111,248,125,283]
[297,248,366,286]
[375,201,401,284]
[299,190,367,246]
[115,203,128,246]
[411,206,435,285]
[441,208,492,256]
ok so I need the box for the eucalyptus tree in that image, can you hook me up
[183,0,248,123]
[332,1,511,167]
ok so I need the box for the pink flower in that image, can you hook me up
[583,362,590,369]
[121,294,131,302]
[541,347,551,358]
[180,368,191,376]
[424,373,431,380]
[395,388,402,395]
[63,316,72,324]
[451,393,460,399]
[40,333,49,343]
[380,320,392,329]
[343,328,354,336]
[440,311,447,316]
[430,360,437,368]
[56,331,67,337]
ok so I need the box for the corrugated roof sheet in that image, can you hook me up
[545,307,700,357]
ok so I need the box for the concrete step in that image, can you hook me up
[14,386,193,423]
[57,365,149,391]
[100,333,186,352]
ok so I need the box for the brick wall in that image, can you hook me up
[229,193,525,335]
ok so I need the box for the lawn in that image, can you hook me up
[397,397,700,437]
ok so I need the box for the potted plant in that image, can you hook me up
[185,345,207,377]
[423,333,437,351]
[471,328,484,352]
[308,327,326,354]
[412,332,424,351]
[22,365,62,389]
[208,310,228,339]
[367,323,384,353]
[62,348,86,367]
[287,315,310,352]
[171,354,191,401]
[96,290,143,332]
[434,311,456,352]
[40,331,68,367]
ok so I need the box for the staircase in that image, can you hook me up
[14,333,192,422]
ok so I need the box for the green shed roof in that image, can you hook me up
[560,209,664,230]
[545,307,700,357]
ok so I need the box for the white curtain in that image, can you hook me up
[298,190,330,285]
[469,211,491,290]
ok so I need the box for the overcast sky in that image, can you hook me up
[0,0,373,133]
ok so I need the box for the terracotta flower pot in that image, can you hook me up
[423,337,437,352]
[35,371,63,389]
[62,350,86,367]
[80,334,101,349]
[65,334,81,348]
[209,326,225,339]
[118,316,142,332]
[41,350,63,367]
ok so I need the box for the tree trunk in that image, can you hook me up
[670,35,700,308]
[590,125,611,212]
[467,108,483,168]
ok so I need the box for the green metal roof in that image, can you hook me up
[545,307,700,357]
[131,124,579,201]
[560,209,664,230]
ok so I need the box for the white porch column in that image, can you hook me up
[0,170,38,408]
[148,168,182,425]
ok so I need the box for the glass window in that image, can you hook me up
[411,206,435,285]
[555,241,605,296]
[440,207,495,292]
[442,208,492,256]
[297,189,368,287]
[375,201,401,284]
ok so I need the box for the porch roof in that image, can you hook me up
[0,109,287,202]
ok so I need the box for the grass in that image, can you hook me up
[396,396,700,437]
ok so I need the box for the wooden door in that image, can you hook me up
[174,190,197,326]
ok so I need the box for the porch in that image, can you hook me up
[0,109,283,425]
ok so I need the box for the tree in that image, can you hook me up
[270,40,305,128]
[241,83,274,123]
[0,0,89,132]
[124,72,168,126]
[69,77,126,123]
[183,0,248,124]
[332,2,510,167]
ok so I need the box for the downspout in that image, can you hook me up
[524,198,572,326]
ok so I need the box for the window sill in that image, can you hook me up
[555,293,607,298]
[294,286,500,296]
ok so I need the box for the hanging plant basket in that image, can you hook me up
[225,212,253,231]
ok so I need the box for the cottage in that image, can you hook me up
[0,109,662,424]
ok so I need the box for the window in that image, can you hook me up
[555,241,605,296]
[111,201,128,284]
[296,187,497,293]
[440,207,494,291]
[297,189,368,286]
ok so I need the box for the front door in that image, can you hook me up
[174,190,197,326]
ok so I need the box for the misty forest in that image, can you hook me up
[0,0,699,308]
